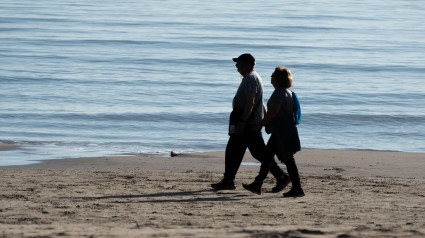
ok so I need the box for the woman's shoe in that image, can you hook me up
[243,181,262,195]
[283,188,305,197]
[211,179,235,190]
[271,175,290,193]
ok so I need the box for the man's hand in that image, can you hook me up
[235,121,245,135]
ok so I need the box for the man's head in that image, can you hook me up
[233,53,255,77]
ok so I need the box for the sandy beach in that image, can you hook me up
[1,146,424,237]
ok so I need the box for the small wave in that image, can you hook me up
[291,63,425,73]
[304,113,425,126]
[0,111,228,124]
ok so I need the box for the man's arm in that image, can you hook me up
[240,92,255,122]
[236,92,255,135]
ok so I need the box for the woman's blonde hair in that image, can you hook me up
[273,66,293,88]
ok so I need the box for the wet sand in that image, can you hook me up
[0,142,19,151]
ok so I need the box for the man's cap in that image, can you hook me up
[232,53,255,66]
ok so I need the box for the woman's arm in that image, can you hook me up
[261,102,281,126]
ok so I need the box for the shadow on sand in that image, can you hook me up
[70,189,259,203]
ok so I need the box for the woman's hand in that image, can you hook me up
[252,124,262,132]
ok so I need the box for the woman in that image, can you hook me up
[243,66,304,197]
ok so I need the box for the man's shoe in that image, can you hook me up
[211,179,236,190]
[283,188,305,198]
[243,181,262,195]
[271,175,290,193]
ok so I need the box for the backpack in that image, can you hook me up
[292,91,301,125]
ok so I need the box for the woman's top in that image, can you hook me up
[266,87,301,155]
[266,87,294,134]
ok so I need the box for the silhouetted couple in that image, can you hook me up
[211,53,304,197]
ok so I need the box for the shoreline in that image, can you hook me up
[1,139,424,180]
[2,149,424,180]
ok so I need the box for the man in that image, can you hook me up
[211,53,288,192]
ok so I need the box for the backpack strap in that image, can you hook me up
[292,91,301,125]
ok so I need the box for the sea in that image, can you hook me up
[1,0,425,166]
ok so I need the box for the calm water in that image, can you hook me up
[1,0,425,165]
